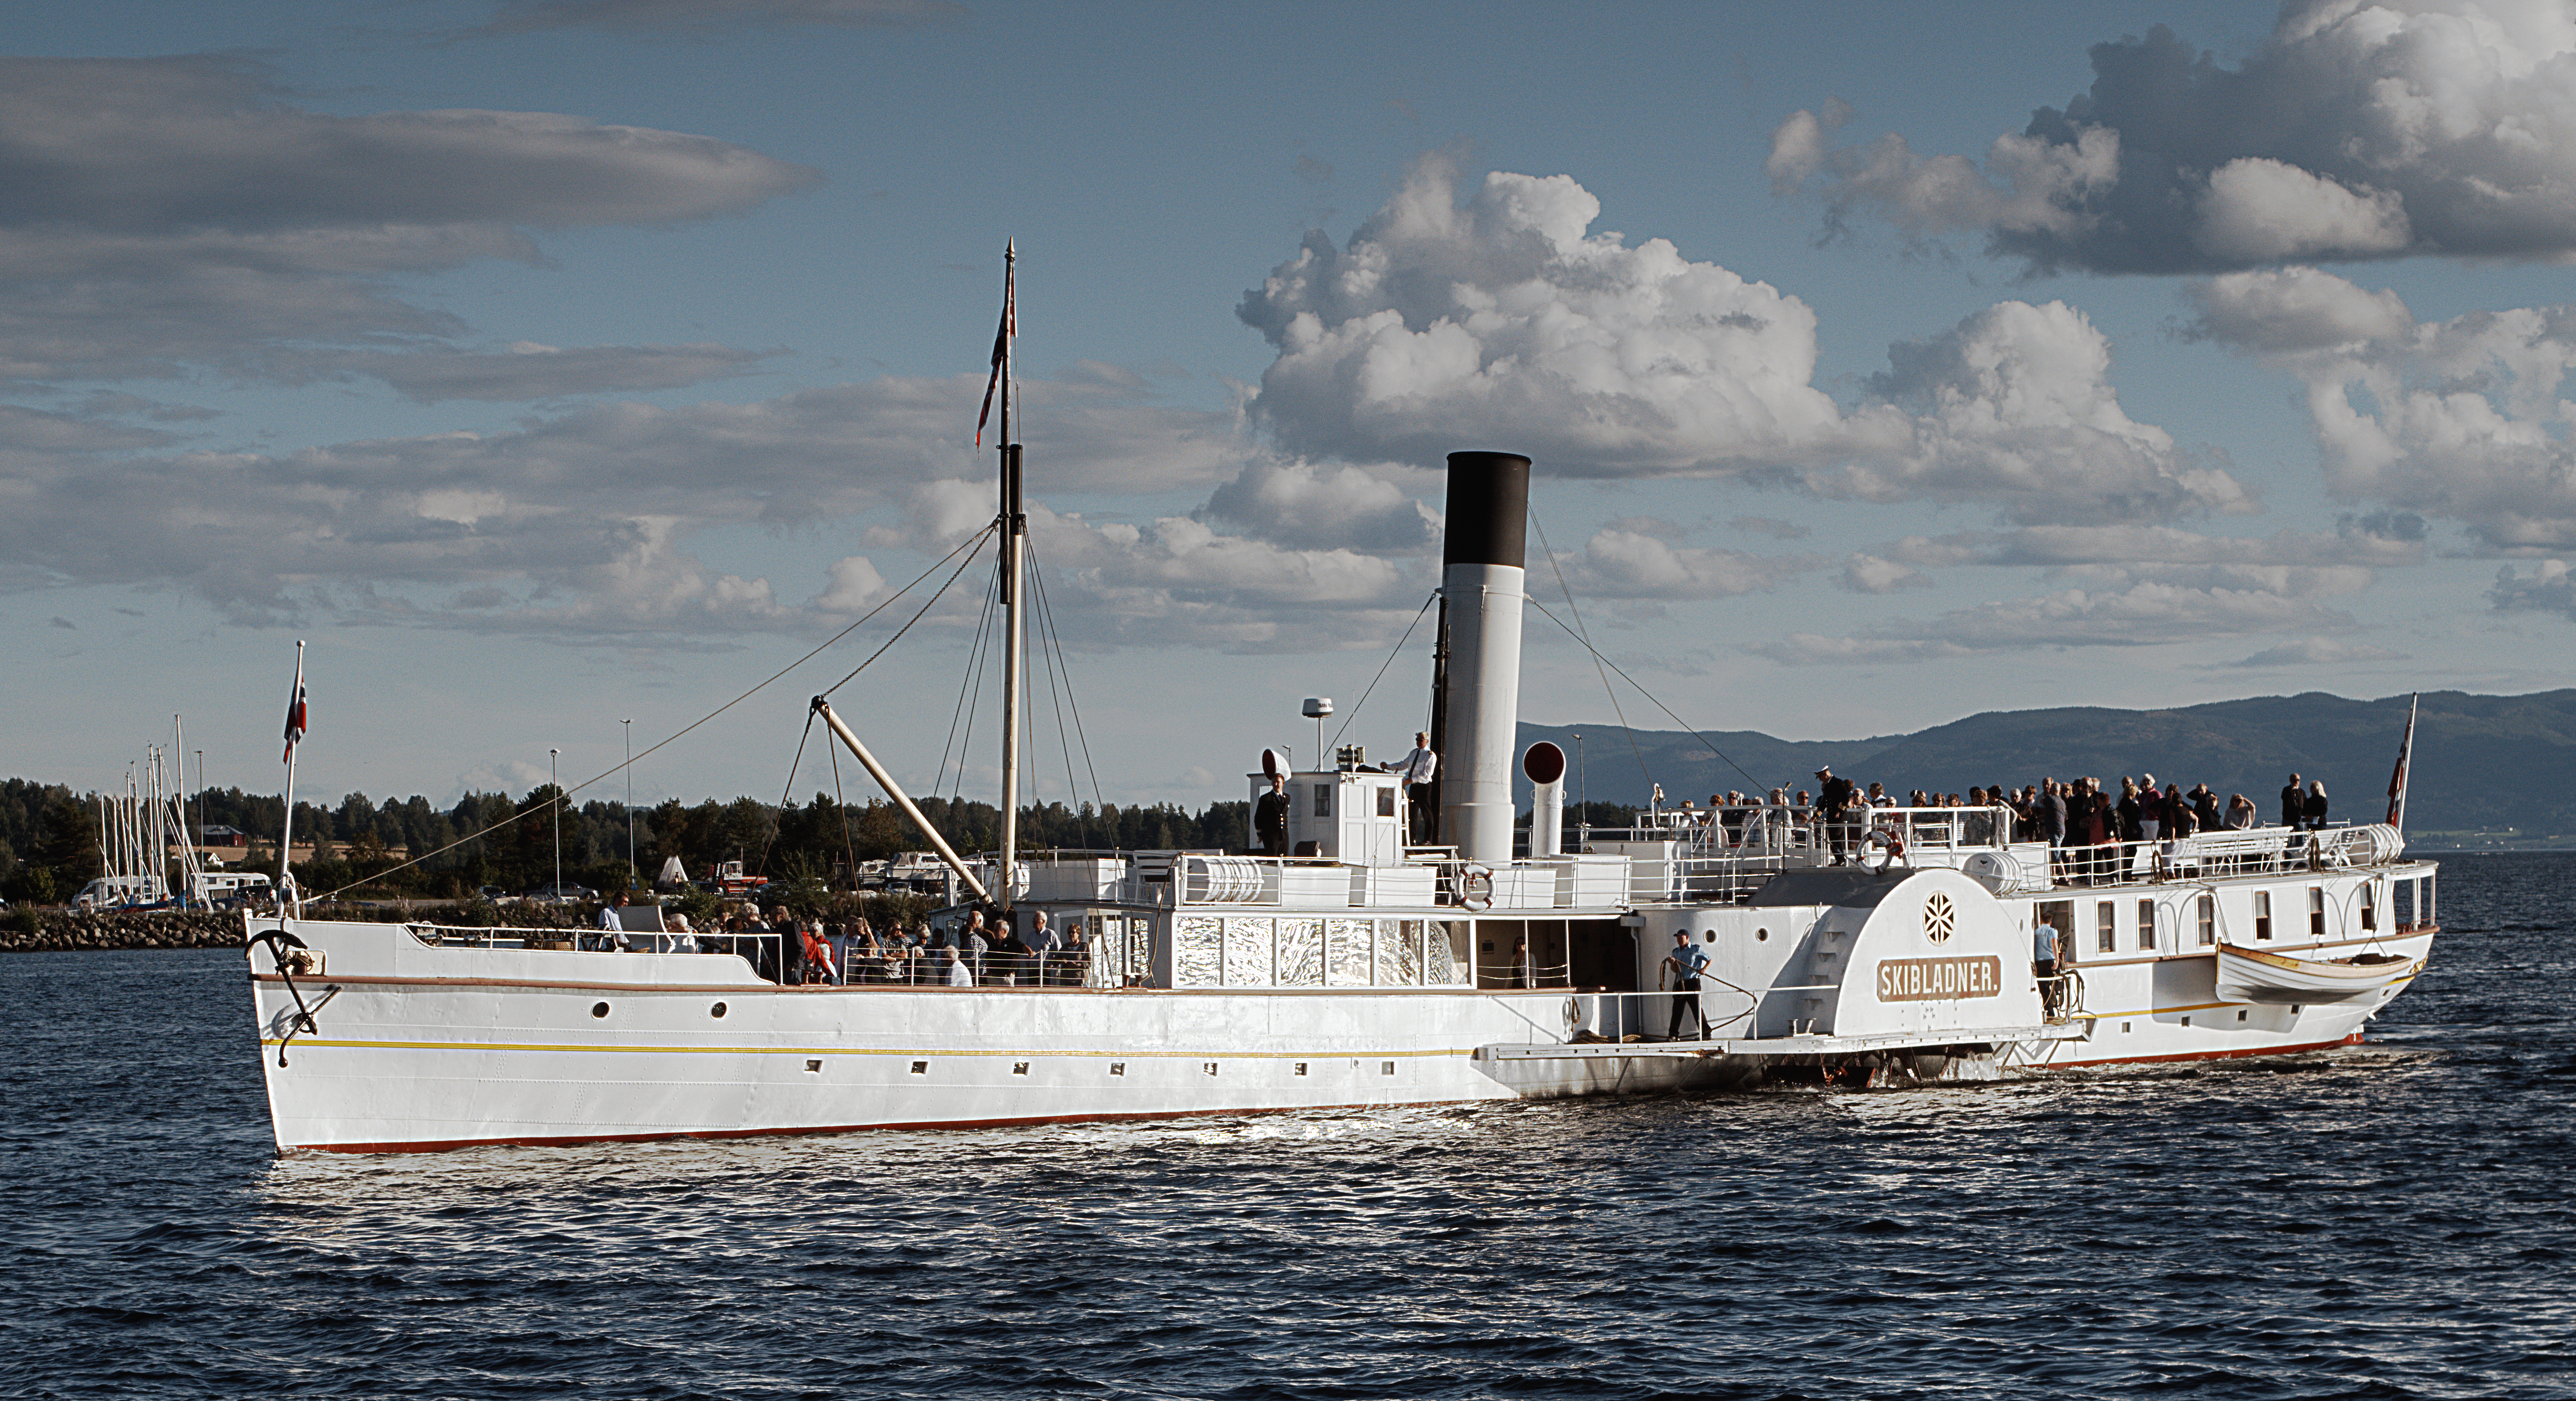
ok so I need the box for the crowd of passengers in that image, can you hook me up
[1662,769,2341,884]
[586,899,1092,988]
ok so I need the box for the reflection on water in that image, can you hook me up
[6,854,2574,1398]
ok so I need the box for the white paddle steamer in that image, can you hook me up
[243,277,2437,1153]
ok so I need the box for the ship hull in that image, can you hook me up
[250,938,1747,1153]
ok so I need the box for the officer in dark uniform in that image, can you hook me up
[1255,772,1291,857]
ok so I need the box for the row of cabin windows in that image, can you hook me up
[2059,874,2429,955]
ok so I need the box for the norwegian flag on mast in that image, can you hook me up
[974,242,1015,448]
[282,656,308,762]
[2385,691,2418,828]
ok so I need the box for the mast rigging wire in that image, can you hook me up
[1327,591,1439,753]
[934,566,1001,806]
[1529,507,1656,802]
[1524,596,1770,795]
[311,524,996,903]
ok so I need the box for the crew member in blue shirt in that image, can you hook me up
[2034,918,2061,1015]
[1664,930,1713,1040]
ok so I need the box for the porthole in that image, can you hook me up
[1702,931,1716,943]
[1756,928,1769,942]
[591,1002,610,1018]
[709,1002,728,1018]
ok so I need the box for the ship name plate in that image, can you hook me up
[1874,954,2004,1002]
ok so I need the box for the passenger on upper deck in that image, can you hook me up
[2224,793,2257,830]
[1395,733,1438,841]
[2281,774,2305,828]
[1815,767,1857,865]
[2304,781,2330,831]
[1255,773,1291,857]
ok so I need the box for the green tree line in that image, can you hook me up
[0,775,1251,905]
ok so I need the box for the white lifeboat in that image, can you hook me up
[2215,941,2422,1005]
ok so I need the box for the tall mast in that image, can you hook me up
[996,241,1024,912]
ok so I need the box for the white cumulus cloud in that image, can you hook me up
[2187,268,2576,553]
[1771,3,2576,272]
[1240,154,2242,525]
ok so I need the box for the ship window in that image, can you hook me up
[805,1059,822,1073]
[1012,1062,1029,1076]
[591,1002,610,1018]
[910,1061,928,1075]
[2096,902,2116,953]
[1203,1061,1219,1076]
[1313,784,1332,817]
[1382,1061,1396,1075]
[2237,1010,2248,1021]
[2361,882,2378,931]
[2180,1016,2190,1027]
[2426,875,2435,925]
[2254,891,2272,941]
[1378,786,1397,818]
[2196,894,2216,947]
[2308,887,2326,937]
[709,1002,728,1018]
[1109,1062,1125,1076]
[1294,1062,1308,1076]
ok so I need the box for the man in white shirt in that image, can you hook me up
[1394,732,1438,843]
[595,893,630,951]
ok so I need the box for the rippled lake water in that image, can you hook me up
[6,853,2573,1399]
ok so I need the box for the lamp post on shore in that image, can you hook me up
[194,749,203,850]
[622,719,634,893]
[549,747,560,899]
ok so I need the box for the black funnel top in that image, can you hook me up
[1441,451,1530,571]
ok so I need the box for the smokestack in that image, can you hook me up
[1434,451,1530,865]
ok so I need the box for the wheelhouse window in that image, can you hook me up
[2196,894,2216,947]
[2253,890,2272,941]
[1313,783,1332,818]
[2096,901,2116,953]
[2137,897,2157,952]
[2309,886,2326,937]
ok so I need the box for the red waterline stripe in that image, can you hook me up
[2048,1031,2363,1070]
[289,1097,1493,1155]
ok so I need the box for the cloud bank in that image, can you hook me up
[0,55,814,393]
[2188,268,2576,554]
[1770,2,2576,272]
[1239,154,2243,525]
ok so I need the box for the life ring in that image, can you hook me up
[1861,827,1908,873]
[1457,862,1494,912]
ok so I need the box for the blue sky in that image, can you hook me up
[9,0,2576,817]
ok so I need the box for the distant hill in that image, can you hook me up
[1518,689,2576,845]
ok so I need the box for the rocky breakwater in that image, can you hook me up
[3,910,246,953]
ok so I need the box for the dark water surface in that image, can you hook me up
[6,855,2572,1400]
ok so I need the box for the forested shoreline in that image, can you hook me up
[0,776,1258,906]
